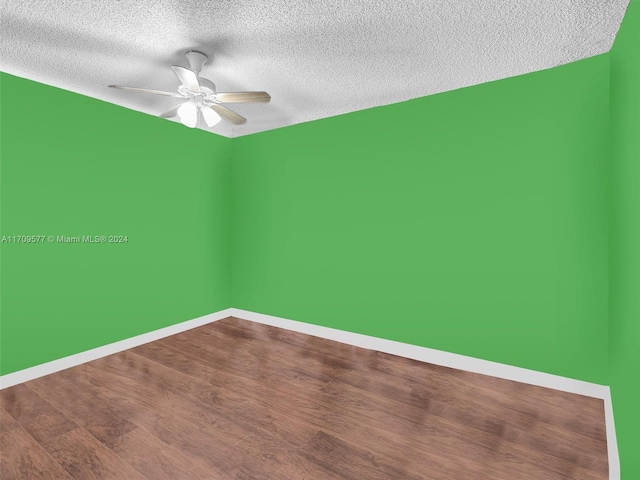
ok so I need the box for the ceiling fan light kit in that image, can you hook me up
[109,50,271,129]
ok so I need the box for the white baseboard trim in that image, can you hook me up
[230,308,620,479]
[603,389,621,480]
[0,307,619,478]
[0,308,233,390]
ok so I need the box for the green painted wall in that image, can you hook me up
[0,73,231,375]
[610,1,640,476]
[231,55,610,384]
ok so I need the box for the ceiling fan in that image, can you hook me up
[108,50,270,128]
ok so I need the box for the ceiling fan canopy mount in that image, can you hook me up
[185,50,208,74]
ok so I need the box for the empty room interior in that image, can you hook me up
[0,1,638,479]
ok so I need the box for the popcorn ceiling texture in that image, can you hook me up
[0,0,629,138]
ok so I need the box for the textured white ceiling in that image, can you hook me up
[0,0,629,138]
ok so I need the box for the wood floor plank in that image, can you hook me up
[0,407,19,435]
[19,411,79,447]
[0,416,74,480]
[514,421,609,473]
[58,363,201,446]
[301,430,426,480]
[27,375,137,444]
[86,350,315,449]
[41,428,146,480]
[241,446,353,480]
[172,426,275,479]
[1,317,609,479]
[1,384,68,426]
[1,384,78,445]
[106,427,216,479]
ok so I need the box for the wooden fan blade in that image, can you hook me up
[214,91,271,103]
[108,85,185,98]
[209,104,247,125]
[171,66,201,93]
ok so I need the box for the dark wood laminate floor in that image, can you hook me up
[1,317,608,479]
